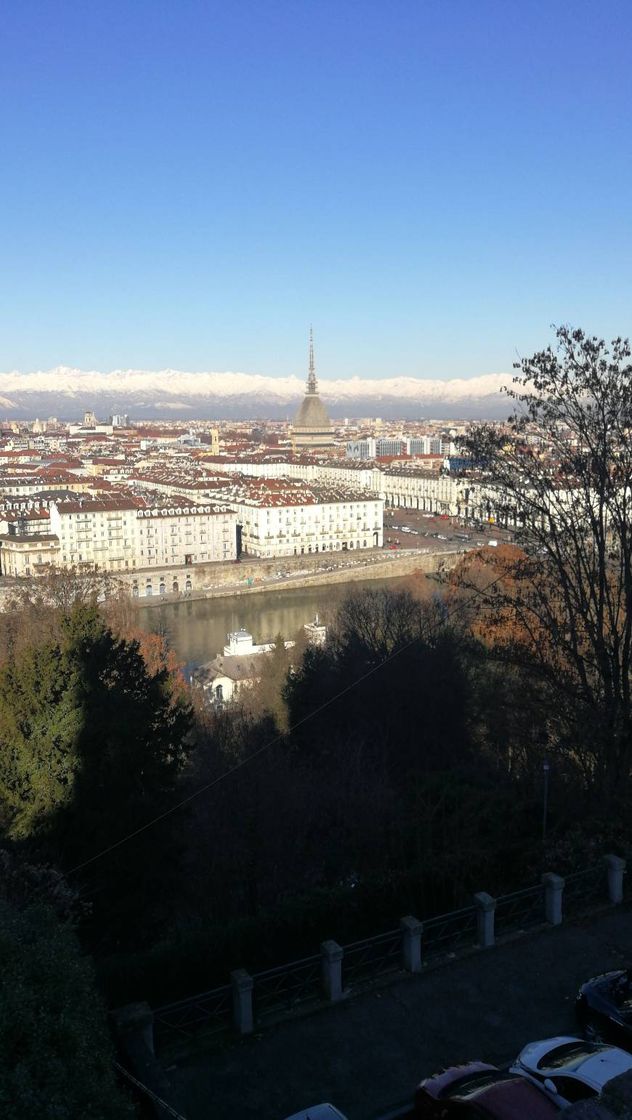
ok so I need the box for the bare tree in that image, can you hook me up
[462,326,632,800]
[0,566,119,661]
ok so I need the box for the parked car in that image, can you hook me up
[414,1061,560,1117]
[283,1106,348,1120]
[510,1035,632,1106]
[577,970,632,1049]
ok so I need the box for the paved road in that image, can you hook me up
[166,906,632,1120]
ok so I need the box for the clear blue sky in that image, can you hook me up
[1,0,631,378]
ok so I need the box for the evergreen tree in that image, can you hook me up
[0,603,191,853]
[0,900,134,1120]
[0,604,192,944]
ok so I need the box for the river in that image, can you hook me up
[137,578,397,668]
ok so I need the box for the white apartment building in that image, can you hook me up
[0,532,60,577]
[222,483,383,558]
[0,476,89,497]
[48,497,237,572]
[133,502,236,568]
[381,469,458,513]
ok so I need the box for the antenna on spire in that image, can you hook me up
[307,326,317,394]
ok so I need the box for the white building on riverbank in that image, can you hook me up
[49,496,237,572]
[209,476,383,558]
[0,495,238,577]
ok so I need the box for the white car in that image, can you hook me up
[510,1035,632,1106]
[283,1107,348,1120]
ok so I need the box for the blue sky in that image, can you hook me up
[1,0,630,378]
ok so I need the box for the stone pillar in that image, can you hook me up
[321,940,344,1002]
[605,854,626,905]
[112,1001,156,1057]
[111,1002,173,1117]
[400,915,422,973]
[542,872,565,925]
[474,892,496,948]
[231,969,254,1034]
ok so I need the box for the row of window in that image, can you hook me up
[131,578,193,597]
[252,539,376,557]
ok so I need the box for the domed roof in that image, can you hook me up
[293,392,331,432]
[291,329,334,448]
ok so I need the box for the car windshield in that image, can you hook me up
[441,1072,512,1099]
[537,1041,608,1071]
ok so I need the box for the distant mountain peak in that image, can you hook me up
[0,367,514,420]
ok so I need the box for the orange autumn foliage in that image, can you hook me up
[447,544,550,655]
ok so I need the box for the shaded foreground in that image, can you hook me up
[169,906,632,1120]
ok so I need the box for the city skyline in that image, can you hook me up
[2,2,631,377]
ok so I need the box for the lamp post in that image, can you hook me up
[542,760,550,846]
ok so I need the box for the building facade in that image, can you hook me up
[47,497,237,573]
[224,483,383,559]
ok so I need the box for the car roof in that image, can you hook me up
[476,1079,560,1118]
[519,1036,632,1087]
[574,1049,632,1087]
[418,1066,558,1116]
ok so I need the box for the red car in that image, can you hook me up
[415,1061,560,1118]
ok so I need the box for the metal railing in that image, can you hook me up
[563,865,607,917]
[113,1061,189,1120]
[343,929,402,987]
[150,857,624,1050]
[252,954,322,1023]
[495,884,545,936]
[422,904,478,961]
[153,983,232,1047]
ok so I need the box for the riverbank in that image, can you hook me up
[132,546,466,608]
[135,549,466,668]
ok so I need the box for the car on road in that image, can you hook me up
[510,1035,632,1106]
[414,1061,560,1117]
[283,1106,348,1120]
[577,970,632,1050]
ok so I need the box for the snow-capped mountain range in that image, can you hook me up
[0,367,515,421]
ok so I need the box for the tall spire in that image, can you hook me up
[307,326,317,394]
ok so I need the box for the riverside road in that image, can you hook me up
[166,905,632,1120]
